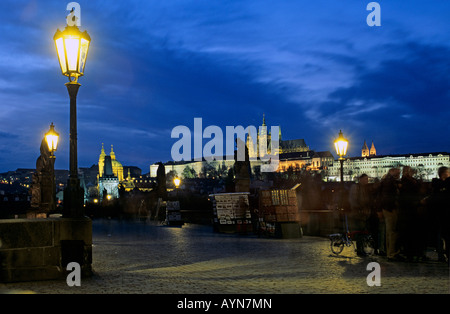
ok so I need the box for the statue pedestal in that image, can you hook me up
[0,217,92,283]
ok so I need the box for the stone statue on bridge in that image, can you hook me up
[29,138,56,217]
[234,138,251,193]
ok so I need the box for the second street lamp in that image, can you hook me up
[334,130,348,212]
[54,21,91,218]
[45,122,59,157]
[44,123,59,214]
[334,130,349,182]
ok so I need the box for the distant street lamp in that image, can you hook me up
[54,21,91,217]
[44,123,59,214]
[334,130,349,182]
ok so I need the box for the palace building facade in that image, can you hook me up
[149,116,449,182]
[326,140,450,182]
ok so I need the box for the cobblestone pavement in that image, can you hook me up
[1,219,449,294]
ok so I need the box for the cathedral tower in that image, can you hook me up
[370,141,376,156]
[246,114,280,158]
[362,140,370,157]
[98,143,106,178]
[97,144,124,199]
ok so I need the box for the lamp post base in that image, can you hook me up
[63,176,85,218]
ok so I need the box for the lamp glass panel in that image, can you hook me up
[79,38,89,74]
[55,38,67,73]
[46,134,58,152]
[335,140,348,157]
[64,36,80,72]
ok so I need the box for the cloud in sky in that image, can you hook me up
[0,0,449,173]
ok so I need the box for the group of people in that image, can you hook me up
[348,166,449,263]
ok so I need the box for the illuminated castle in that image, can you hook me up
[246,114,309,158]
[150,114,313,177]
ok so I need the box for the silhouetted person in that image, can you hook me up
[430,166,450,263]
[380,168,403,261]
[416,181,431,260]
[349,174,373,256]
[371,178,385,255]
[398,166,420,261]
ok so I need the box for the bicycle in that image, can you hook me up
[329,213,375,256]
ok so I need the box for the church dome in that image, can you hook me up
[98,144,124,181]
[111,159,123,171]
[110,145,124,181]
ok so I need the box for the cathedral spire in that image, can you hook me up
[98,143,106,178]
[362,140,370,157]
[362,140,368,150]
[370,140,376,156]
[110,144,116,160]
[262,113,266,126]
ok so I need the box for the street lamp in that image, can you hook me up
[38,123,59,214]
[334,130,348,182]
[174,177,181,189]
[45,122,59,157]
[54,22,91,218]
[54,25,90,83]
[174,177,181,199]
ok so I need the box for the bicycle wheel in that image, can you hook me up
[361,235,375,255]
[330,235,345,255]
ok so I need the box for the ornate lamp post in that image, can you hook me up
[334,130,349,182]
[54,21,91,217]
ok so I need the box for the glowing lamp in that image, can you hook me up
[334,130,348,159]
[174,177,181,188]
[54,25,91,82]
[45,123,59,155]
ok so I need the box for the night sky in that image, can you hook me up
[0,0,449,174]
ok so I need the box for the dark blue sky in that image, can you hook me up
[0,0,449,173]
